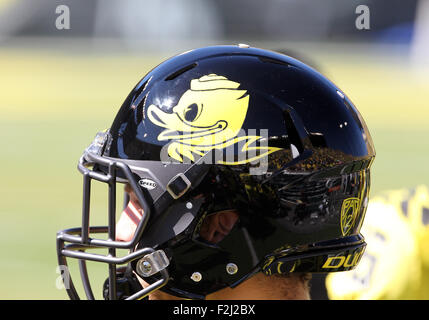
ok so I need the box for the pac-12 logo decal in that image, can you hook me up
[341,197,361,236]
[147,74,281,164]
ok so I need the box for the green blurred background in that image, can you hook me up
[0,0,428,299]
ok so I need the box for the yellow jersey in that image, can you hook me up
[326,185,429,300]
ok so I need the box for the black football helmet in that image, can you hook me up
[56,45,375,300]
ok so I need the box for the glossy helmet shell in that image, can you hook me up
[103,45,375,299]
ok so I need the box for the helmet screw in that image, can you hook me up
[186,202,193,209]
[190,272,202,282]
[226,263,238,275]
[136,259,152,277]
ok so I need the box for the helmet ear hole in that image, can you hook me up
[198,210,240,244]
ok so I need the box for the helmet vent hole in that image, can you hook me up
[165,63,198,81]
[259,56,290,66]
[283,110,304,153]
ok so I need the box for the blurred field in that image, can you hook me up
[0,43,428,299]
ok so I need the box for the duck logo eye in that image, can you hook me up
[184,103,200,122]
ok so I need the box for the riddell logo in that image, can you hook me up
[138,178,157,190]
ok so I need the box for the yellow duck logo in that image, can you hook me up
[147,74,281,164]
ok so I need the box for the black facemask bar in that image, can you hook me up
[56,149,170,300]
[56,129,214,300]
